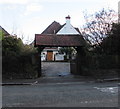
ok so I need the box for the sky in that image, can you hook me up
[0,0,119,44]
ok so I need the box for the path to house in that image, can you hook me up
[41,62,71,77]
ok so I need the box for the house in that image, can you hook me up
[40,21,62,61]
[40,15,81,61]
[57,15,80,35]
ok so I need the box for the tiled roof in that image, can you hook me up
[41,21,80,35]
[41,21,62,34]
[75,28,81,34]
[0,26,10,36]
[35,34,86,47]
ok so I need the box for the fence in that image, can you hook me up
[70,54,120,75]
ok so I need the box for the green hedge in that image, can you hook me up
[79,54,120,77]
[2,52,39,79]
[2,36,39,79]
[85,55,120,69]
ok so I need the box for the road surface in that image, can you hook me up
[2,81,119,107]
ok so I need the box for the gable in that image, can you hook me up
[56,23,80,35]
[56,16,80,35]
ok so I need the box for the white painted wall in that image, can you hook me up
[57,16,80,35]
[41,50,65,61]
[55,54,65,60]
[41,51,47,61]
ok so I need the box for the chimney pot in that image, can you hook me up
[65,15,71,25]
[66,15,70,19]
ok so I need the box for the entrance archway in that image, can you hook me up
[34,34,86,77]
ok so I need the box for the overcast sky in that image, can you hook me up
[0,0,119,44]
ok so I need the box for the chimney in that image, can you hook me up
[66,15,71,25]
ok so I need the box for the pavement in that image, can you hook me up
[1,75,120,86]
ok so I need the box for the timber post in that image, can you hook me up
[38,47,44,77]
[76,47,85,75]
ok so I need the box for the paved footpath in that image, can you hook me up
[2,62,119,85]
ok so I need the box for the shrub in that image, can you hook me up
[2,36,38,79]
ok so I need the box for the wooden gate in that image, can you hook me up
[47,51,53,61]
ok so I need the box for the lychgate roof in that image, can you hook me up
[34,34,86,47]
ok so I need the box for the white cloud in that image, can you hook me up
[0,0,29,4]
[24,3,43,15]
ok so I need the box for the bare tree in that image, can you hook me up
[81,8,118,46]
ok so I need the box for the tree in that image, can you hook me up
[0,30,4,41]
[81,8,117,47]
[100,23,120,55]
[2,36,24,56]
[2,36,38,79]
[58,47,76,60]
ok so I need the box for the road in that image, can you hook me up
[2,81,119,107]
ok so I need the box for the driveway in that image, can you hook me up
[42,62,71,77]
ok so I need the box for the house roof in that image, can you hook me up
[35,34,86,47]
[74,28,81,34]
[41,21,81,35]
[0,26,10,36]
[30,21,62,45]
[41,21,62,34]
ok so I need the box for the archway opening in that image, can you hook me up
[34,34,86,77]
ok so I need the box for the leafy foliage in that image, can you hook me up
[0,30,4,41]
[2,36,38,79]
[2,36,23,56]
[100,23,120,55]
[58,47,76,60]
